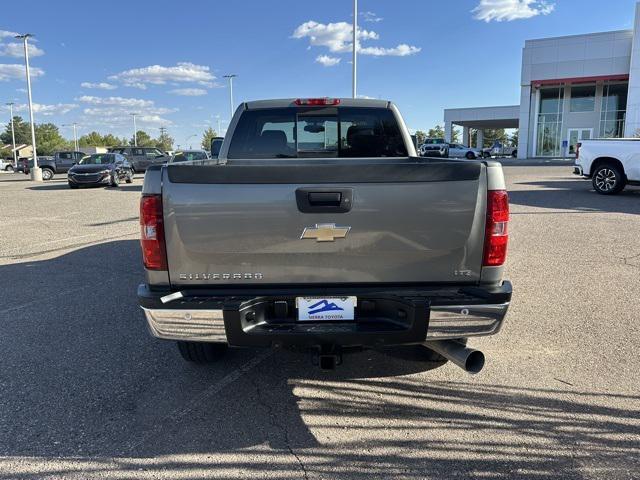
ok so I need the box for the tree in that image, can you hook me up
[130,130,154,147]
[78,131,105,147]
[201,127,218,150]
[35,123,70,155]
[414,130,427,145]
[509,129,519,147]
[1,116,31,145]
[156,131,174,152]
[427,125,445,139]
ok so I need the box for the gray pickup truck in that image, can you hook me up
[137,98,512,373]
[24,151,86,180]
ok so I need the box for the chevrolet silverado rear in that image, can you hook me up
[137,98,512,373]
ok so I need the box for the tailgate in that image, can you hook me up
[162,161,487,286]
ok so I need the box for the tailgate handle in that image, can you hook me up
[296,188,353,213]
[308,192,341,206]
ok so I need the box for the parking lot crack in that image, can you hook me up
[249,373,309,480]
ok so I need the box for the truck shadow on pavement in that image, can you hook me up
[0,240,638,479]
[509,177,640,216]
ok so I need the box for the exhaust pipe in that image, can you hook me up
[424,340,485,374]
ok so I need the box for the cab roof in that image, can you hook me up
[244,98,391,110]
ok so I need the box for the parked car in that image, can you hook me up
[419,138,449,157]
[210,137,224,159]
[169,150,210,164]
[22,151,85,180]
[0,159,15,172]
[488,141,517,158]
[448,143,483,160]
[107,146,170,173]
[138,97,512,373]
[68,153,133,188]
[574,139,640,194]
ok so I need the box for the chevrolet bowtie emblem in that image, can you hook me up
[301,224,351,242]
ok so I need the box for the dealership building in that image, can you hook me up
[444,2,640,159]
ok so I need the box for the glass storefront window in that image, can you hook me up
[536,87,564,157]
[599,82,628,138]
[569,85,596,112]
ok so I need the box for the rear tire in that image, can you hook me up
[5,165,14,172]
[512,150,518,158]
[465,151,475,160]
[592,163,625,195]
[177,341,228,363]
[41,168,54,181]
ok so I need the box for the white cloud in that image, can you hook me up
[292,21,379,53]
[362,11,383,23]
[14,103,77,116]
[359,44,421,57]
[81,81,117,90]
[108,62,216,89]
[473,0,554,22]
[82,106,175,116]
[168,87,207,96]
[0,63,44,81]
[77,95,154,108]
[315,55,341,67]
[0,30,18,40]
[78,94,176,127]
[0,42,44,57]
[293,20,420,58]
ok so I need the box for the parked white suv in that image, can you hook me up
[574,139,640,194]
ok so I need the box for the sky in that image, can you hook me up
[1,0,639,148]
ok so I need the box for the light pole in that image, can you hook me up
[6,103,17,168]
[16,33,41,181]
[223,74,237,121]
[352,0,357,99]
[186,134,197,149]
[63,123,79,151]
[130,113,138,146]
[215,115,221,136]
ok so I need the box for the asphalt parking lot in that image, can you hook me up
[0,167,638,480]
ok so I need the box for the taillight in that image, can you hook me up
[140,194,167,270]
[294,98,341,106]
[483,190,509,267]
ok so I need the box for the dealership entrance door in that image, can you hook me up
[567,128,592,156]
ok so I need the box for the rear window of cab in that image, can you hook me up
[227,107,408,159]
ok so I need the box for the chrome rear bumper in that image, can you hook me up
[142,301,509,343]
[142,308,227,342]
[426,303,509,340]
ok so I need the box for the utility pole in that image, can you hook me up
[130,113,138,146]
[63,123,79,151]
[6,103,17,168]
[223,75,237,121]
[16,33,41,181]
[352,0,357,99]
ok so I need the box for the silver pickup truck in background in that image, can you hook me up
[137,98,512,373]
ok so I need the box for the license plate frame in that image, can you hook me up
[296,296,357,321]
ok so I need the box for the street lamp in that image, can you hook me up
[130,113,138,146]
[15,33,41,181]
[352,0,357,99]
[6,102,17,168]
[223,74,237,121]
[63,123,79,151]
[186,134,197,149]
